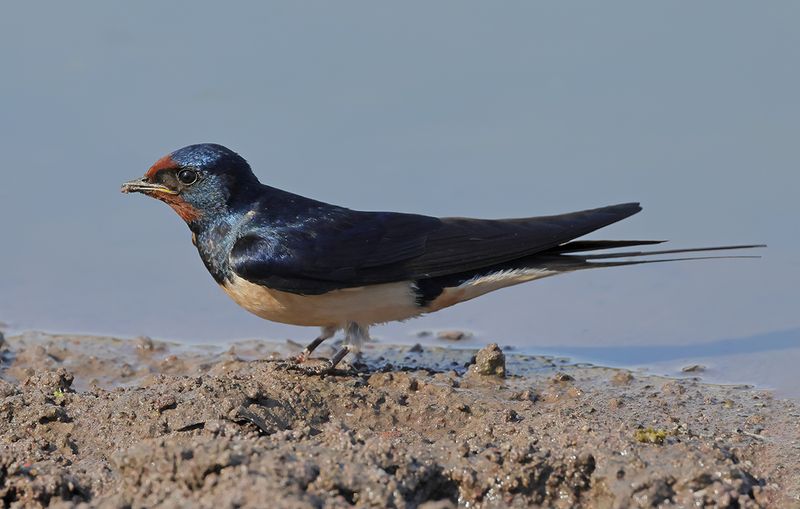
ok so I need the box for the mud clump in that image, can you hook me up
[467,343,505,378]
[0,331,797,508]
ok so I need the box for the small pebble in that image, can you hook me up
[681,364,706,373]
[135,336,156,351]
[437,330,469,341]
[611,371,633,385]
[551,372,574,383]
[155,395,176,413]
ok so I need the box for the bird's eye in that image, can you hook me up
[177,169,198,185]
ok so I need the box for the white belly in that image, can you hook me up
[221,268,557,328]
[221,275,421,327]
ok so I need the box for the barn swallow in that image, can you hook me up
[122,144,763,372]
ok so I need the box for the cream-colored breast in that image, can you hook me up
[221,274,421,327]
[222,268,559,328]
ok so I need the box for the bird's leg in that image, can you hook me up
[294,326,337,363]
[325,322,369,371]
[327,345,352,370]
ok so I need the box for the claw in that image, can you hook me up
[292,326,338,364]
[288,324,363,375]
[289,346,352,376]
[291,349,311,364]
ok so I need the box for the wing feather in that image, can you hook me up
[229,202,642,294]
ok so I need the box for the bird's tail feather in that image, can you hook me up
[540,243,765,272]
[546,239,666,253]
[579,244,765,259]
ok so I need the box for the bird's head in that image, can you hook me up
[122,144,260,224]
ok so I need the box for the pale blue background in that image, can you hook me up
[1,3,798,395]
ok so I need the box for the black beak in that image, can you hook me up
[121,178,177,195]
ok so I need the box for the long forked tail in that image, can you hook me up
[538,241,766,272]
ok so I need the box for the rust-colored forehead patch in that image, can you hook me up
[145,154,178,180]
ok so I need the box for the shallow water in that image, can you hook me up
[1,3,798,397]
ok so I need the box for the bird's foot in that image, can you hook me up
[291,346,353,376]
[291,349,312,364]
[291,328,337,365]
[327,345,351,370]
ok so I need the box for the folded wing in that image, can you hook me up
[230,202,644,294]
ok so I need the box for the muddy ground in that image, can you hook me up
[0,330,798,508]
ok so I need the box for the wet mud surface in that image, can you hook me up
[0,331,798,508]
